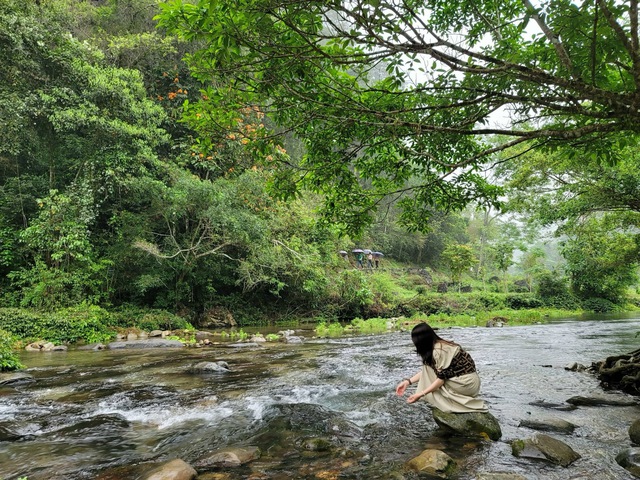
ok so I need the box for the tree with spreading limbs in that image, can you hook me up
[158,0,640,233]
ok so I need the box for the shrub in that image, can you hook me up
[504,294,543,309]
[315,321,344,337]
[536,271,569,298]
[0,305,113,344]
[542,294,582,310]
[109,307,193,331]
[582,297,620,313]
[0,329,23,371]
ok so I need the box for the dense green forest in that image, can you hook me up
[2,0,640,363]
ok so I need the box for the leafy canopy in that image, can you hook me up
[158,0,640,233]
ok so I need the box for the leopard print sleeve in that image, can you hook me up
[435,348,477,380]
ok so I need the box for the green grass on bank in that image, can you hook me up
[315,308,583,338]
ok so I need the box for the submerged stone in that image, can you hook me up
[194,446,261,469]
[476,473,528,480]
[300,436,334,451]
[432,408,502,440]
[630,419,640,445]
[616,448,640,478]
[142,459,196,480]
[0,372,34,386]
[188,361,230,373]
[511,433,581,467]
[406,449,455,478]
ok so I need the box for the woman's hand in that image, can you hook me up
[406,378,443,404]
[395,380,409,396]
[407,392,423,404]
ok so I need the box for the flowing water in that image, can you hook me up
[1,316,639,479]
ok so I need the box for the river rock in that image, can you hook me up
[149,330,164,337]
[25,341,55,352]
[475,473,528,480]
[0,372,34,385]
[566,395,637,406]
[616,448,640,477]
[52,414,130,437]
[194,446,261,469]
[432,408,502,440]
[195,331,215,340]
[300,437,334,451]
[486,316,508,327]
[283,335,304,344]
[107,339,184,349]
[528,400,576,411]
[406,449,455,477]
[629,418,640,445]
[188,361,230,373]
[630,419,640,445]
[0,424,24,441]
[198,306,237,328]
[564,362,587,372]
[518,416,576,434]
[225,342,262,349]
[78,343,106,350]
[142,459,197,480]
[511,433,581,467]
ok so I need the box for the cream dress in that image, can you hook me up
[416,341,488,413]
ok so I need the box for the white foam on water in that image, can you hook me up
[95,398,234,430]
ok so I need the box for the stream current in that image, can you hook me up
[1,316,639,479]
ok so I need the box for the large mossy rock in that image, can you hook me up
[511,433,580,467]
[616,448,640,478]
[630,419,640,445]
[432,408,502,440]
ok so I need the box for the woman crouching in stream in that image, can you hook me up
[396,322,488,413]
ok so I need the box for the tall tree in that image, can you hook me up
[0,0,167,307]
[158,0,640,233]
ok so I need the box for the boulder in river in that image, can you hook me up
[188,361,230,373]
[630,419,640,445]
[194,445,261,469]
[511,433,581,467]
[566,394,637,407]
[518,416,576,434]
[0,371,34,386]
[432,408,502,440]
[77,343,106,350]
[616,448,640,478]
[0,424,25,442]
[25,341,55,352]
[142,459,197,480]
[406,449,456,477]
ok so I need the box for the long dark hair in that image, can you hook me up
[411,322,455,366]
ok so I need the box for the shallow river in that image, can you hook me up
[1,316,639,479]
